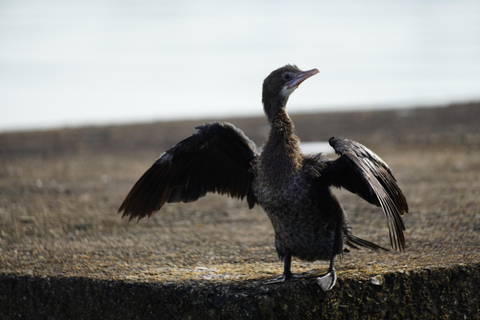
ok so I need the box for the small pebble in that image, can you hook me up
[370,274,384,286]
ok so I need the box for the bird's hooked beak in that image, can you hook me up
[286,68,319,90]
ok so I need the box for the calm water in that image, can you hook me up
[1,0,479,132]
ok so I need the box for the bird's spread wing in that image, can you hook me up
[119,122,258,221]
[322,137,408,251]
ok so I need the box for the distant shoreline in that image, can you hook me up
[1,101,479,161]
[1,100,478,135]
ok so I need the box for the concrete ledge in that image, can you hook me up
[1,104,480,319]
[2,263,479,319]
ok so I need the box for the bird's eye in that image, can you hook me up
[283,73,291,81]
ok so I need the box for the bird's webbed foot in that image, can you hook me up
[263,252,305,284]
[263,272,305,285]
[315,268,337,291]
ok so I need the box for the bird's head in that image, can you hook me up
[262,65,319,120]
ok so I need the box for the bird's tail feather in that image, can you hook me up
[346,234,389,252]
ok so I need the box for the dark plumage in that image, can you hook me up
[119,64,408,290]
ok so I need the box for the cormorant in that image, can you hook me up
[119,65,408,291]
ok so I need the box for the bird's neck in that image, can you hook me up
[261,108,303,183]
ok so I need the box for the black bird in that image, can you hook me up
[119,65,408,290]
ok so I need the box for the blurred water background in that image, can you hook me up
[1,0,479,132]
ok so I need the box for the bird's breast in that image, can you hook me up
[252,168,311,216]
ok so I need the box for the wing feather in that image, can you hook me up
[119,122,258,221]
[323,137,408,251]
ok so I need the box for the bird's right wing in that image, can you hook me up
[119,122,258,221]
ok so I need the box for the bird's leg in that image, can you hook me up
[264,252,304,284]
[315,223,340,291]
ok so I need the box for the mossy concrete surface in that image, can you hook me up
[1,264,479,319]
[1,103,480,319]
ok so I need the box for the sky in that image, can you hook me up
[1,0,479,132]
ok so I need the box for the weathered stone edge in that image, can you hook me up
[1,263,479,319]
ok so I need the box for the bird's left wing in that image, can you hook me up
[119,122,258,221]
[321,137,408,251]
